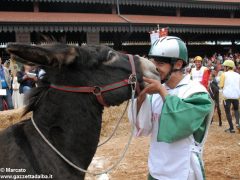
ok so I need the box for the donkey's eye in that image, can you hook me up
[107,51,116,61]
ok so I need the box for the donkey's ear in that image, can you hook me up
[6,43,76,67]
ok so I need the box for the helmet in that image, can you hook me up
[194,56,202,61]
[148,36,188,65]
[223,59,235,68]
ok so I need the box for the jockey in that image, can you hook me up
[128,36,214,180]
[190,56,210,89]
[219,59,240,133]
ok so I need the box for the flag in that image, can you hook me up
[150,30,160,45]
[159,28,168,37]
[150,27,169,45]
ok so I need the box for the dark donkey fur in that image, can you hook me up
[0,43,159,179]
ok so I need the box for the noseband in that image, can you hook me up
[50,54,140,107]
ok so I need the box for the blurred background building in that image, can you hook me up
[0,0,239,60]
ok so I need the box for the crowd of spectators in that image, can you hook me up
[188,51,240,75]
[187,51,240,134]
[0,57,40,111]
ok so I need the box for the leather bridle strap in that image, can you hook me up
[127,54,140,95]
[50,79,129,107]
[50,54,140,107]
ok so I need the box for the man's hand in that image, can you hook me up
[140,77,168,100]
[136,77,168,113]
[141,77,162,95]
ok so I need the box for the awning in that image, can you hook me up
[11,0,240,10]
[0,12,239,34]
[118,0,240,10]
[1,24,239,34]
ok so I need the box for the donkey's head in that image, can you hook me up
[7,43,159,109]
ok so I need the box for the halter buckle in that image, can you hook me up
[93,86,102,95]
[128,74,137,92]
[128,74,137,84]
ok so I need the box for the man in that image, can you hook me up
[219,60,240,133]
[128,36,213,180]
[209,71,222,126]
[0,57,13,110]
[190,56,210,89]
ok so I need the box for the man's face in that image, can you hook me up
[223,66,228,72]
[153,60,171,82]
[194,60,202,69]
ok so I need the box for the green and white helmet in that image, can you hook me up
[149,36,188,65]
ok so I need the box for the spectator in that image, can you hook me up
[11,64,23,108]
[203,55,208,67]
[217,53,223,64]
[219,60,240,133]
[215,60,223,74]
[0,57,14,110]
[17,64,38,105]
[190,56,210,89]
[4,60,11,73]
[209,71,222,126]
[4,59,13,94]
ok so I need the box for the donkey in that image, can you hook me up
[0,43,159,179]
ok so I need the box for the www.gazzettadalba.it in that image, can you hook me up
[0,174,53,179]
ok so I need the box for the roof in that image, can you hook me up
[125,15,240,27]
[0,12,239,34]
[0,12,125,23]
[198,0,239,2]
[11,0,240,3]
[9,0,240,10]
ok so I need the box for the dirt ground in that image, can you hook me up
[1,103,240,180]
[86,103,240,180]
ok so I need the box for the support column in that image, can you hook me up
[176,8,181,17]
[230,11,235,18]
[111,4,117,14]
[87,32,100,45]
[33,2,39,12]
[113,33,122,50]
[15,32,31,43]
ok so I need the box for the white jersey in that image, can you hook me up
[191,66,207,82]
[222,71,240,99]
[128,75,213,180]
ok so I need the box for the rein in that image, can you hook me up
[31,81,137,176]
[31,54,140,176]
[50,54,140,107]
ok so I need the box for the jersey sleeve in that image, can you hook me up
[157,93,212,143]
[201,68,210,89]
[219,73,225,89]
[128,95,153,137]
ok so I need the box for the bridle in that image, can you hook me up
[49,54,140,106]
[31,54,141,175]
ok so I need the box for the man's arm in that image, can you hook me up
[128,76,165,136]
[219,73,225,89]
[157,93,213,143]
[201,68,210,89]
